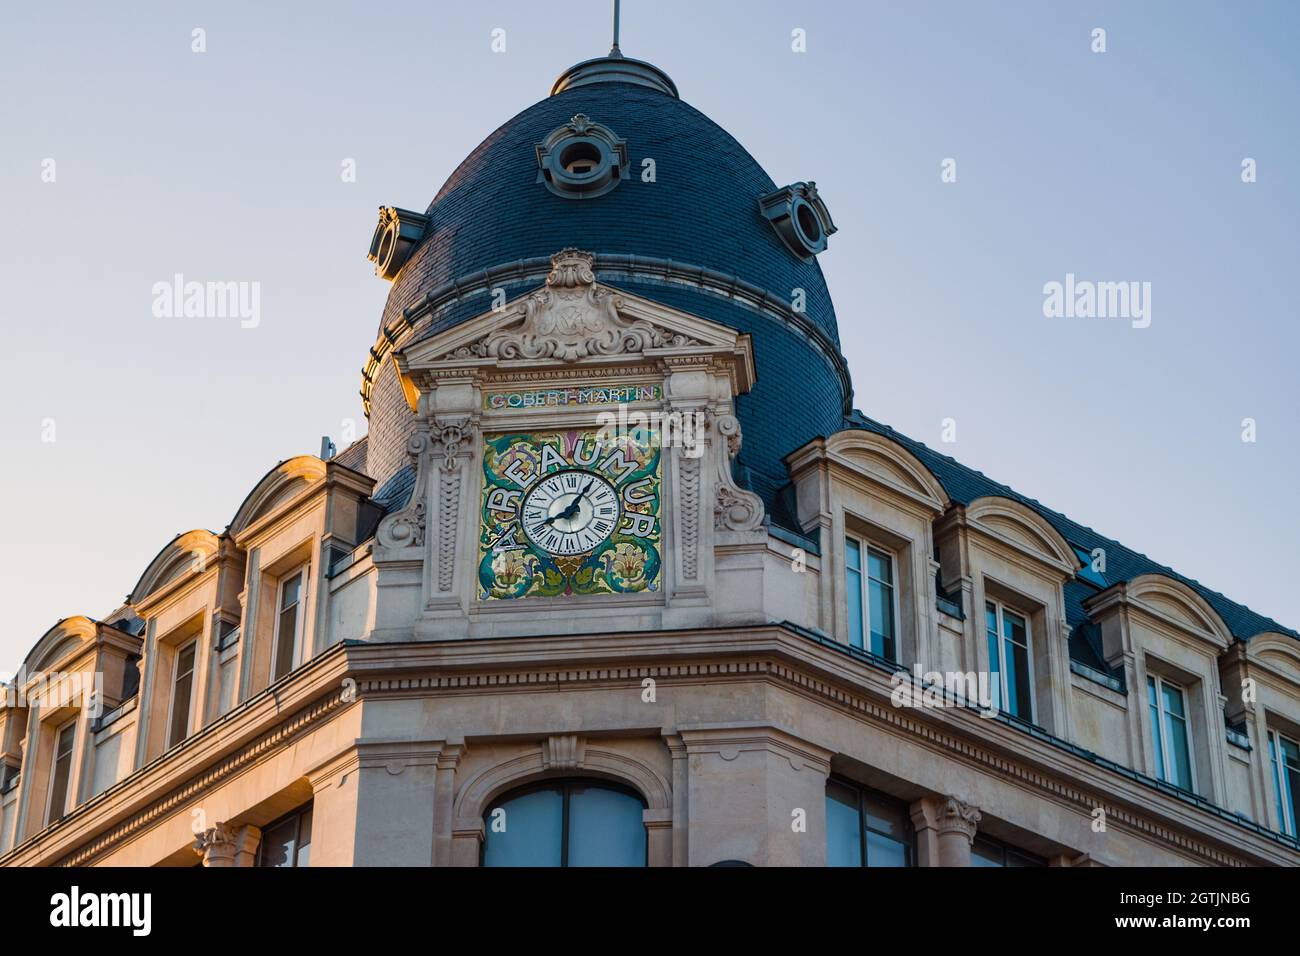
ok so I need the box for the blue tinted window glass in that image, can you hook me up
[567,785,646,867]
[1006,634,1032,720]
[986,627,1001,712]
[869,577,894,660]
[483,787,563,867]
[1166,714,1193,790]
[845,538,862,572]
[846,566,864,650]
[825,781,863,868]
[865,830,907,867]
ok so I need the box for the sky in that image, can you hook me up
[1,1,1297,670]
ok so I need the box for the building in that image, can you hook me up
[3,42,1300,869]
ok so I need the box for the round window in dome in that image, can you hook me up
[794,199,823,246]
[536,114,629,199]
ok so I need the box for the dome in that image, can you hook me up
[364,55,852,514]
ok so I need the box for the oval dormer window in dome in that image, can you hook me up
[536,114,629,199]
[759,181,838,260]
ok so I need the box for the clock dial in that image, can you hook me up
[478,429,662,600]
[521,470,621,555]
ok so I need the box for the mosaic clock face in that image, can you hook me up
[521,470,621,556]
[478,429,661,600]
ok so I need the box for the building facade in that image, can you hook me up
[3,48,1300,868]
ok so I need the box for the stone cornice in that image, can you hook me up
[9,626,1299,867]
[342,628,1299,866]
[0,644,354,867]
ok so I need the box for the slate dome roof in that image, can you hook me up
[364,54,852,508]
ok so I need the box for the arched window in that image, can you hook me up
[482,779,646,867]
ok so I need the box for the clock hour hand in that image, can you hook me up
[544,489,586,525]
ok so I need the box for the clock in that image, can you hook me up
[520,470,621,556]
[478,429,662,600]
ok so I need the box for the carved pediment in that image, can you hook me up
[441,250,700,364]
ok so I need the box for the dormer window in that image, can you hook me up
[46,721,76,825]
[536,114,629,199]
[759,181,837,259]
[166,640,197,750]
[1148,675,1194,791]
[1269,730,1300,837]
[272,567,308,682]
[986,599,1034,722]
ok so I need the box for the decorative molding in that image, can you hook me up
[192,822,261,867]
[441,250,699,364]
[713,415,764,532]
[543,734,586,770]
[433,417,473,592]
[535,115,629,199]
[936,796,982,843]
[355,649,1278,867]
[360,252,853,419]
[680,456,701,579]
[52,689,349,867]
[376,430,431,550]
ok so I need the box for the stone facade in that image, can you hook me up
[3,50,1299,869]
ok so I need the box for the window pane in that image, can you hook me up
[861,791,907,842]
[1165,713,1193,790]
[1148,677,1166,782]
[1002,609,1028,647]
[865,829,908,867]
[259,816,298,868]
[296,807,313,867]
[825,781,863,867]
[1006,635,1032,720]
[483,786,563,867]
[566,785,646,867]
[47,725,76,821]
[866,547,892,585]
[845,537,861,572]
[1160,681,1186,719]
[986,626,1002,712]
[169,664,193,748]
[846,567,864,650]
[869,577,895,661]
[280,572,302,610]
[971,836,1003,867]
[1271,734,1288,833]
[1284,765,1300,838]
[274,604,298,680]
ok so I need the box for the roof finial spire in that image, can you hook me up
[610,0,622,57]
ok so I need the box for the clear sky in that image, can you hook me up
[1,1,1297,670]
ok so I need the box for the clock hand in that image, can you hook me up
[544,491,585,526]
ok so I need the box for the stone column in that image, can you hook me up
[935,796,981,866]
[910,795,980,867]
[193,823,261,867]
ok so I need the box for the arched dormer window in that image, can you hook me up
[482,779,646,867]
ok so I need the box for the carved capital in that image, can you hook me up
[935,796,982,843]
[193,822,262,867]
